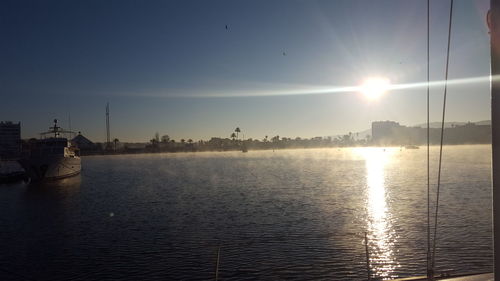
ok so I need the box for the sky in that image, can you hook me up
[0,0,491,142]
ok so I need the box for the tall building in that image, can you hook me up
[0,121,21,159]
[371,121,401,145]
[372,120,426,145]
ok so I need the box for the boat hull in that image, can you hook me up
[19,156,81,181]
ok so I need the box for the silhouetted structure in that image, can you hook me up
[72,132,97,152]
[0,121,21,159]
[106,102,111,150]
[372,120,491,145]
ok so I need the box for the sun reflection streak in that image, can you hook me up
[355,148,399,280]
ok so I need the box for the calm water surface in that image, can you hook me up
[0,145,493,280]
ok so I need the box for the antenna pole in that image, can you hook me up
[489,1,500,279]
[106,102,110,149]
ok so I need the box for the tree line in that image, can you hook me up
[88,128,369,154]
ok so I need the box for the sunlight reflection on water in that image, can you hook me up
[358,148,400,279]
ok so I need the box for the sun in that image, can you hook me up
[360,77,391,100]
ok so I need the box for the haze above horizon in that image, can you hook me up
[0,0,491,142]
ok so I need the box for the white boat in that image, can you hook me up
[0,160,26,183]
[19,119,81,181]
[404,145,419,150]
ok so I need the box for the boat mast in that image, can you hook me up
[51,119,60,138]
[489,0,500,279]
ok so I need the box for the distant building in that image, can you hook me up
[72,132,96,151]
[372,121,401,145]
[123,142,147,153]
[372,120,491,145]
[0,121,21,159]
[445,122,491,144]
[371,121,423,145]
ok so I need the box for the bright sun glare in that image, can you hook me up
[360,77,391,100]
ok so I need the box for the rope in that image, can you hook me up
[426,0,431,278]
[431,0,454,274]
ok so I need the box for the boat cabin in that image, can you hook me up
[30,138,80,158]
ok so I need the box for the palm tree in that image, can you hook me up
[230,132,236,140]
[113,138,119,151]
[235,127,241,140]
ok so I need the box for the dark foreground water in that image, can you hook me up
[0,146,493,280]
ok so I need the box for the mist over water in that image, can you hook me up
[0,145,492,280]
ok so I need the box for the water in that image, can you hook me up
[0,145,493,280]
